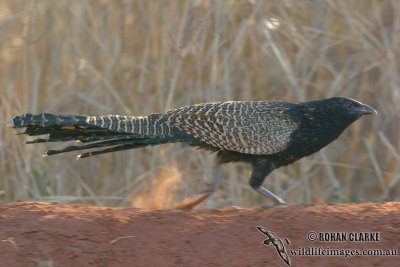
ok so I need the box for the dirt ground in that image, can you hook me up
[0,201,399,267]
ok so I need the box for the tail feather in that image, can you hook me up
[9,113,87,128]
[77,143,148,159]
[26,134,141,144]
[9,112,182,158]
[44,136,178,157]
[84,113,172,137]
[44,138,138,156]
[77,137,180,159]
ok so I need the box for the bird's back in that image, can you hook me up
[161,101,301,155]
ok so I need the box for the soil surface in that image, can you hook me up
[0,201,399,267]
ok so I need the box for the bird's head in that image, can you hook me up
[326,97,377,120]
[299,97,377,135]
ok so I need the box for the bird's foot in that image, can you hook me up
[174,193,211,210]
[254,186,287,205]
[262,202,293,208]
[174,182,219,210]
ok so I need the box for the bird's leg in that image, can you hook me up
[253,186,286,206]
[197,162,223,196]
[174,163,222,210]
[212,162,286,205]
[249,159,286,206]
[207,162,223,193]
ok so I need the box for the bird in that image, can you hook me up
[9,97,376,206]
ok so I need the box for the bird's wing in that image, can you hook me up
[165,101,300,155]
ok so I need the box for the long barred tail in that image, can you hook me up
[85,114,173,137]
[9,113,181,158]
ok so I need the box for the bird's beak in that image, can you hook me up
[359,104,377,116]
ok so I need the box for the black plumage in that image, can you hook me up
[9,97,376,205]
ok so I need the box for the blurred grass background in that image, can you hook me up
[0,0,398,208]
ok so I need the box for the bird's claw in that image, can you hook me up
[262,202,293,208]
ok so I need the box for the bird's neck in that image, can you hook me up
[285,105,349,158]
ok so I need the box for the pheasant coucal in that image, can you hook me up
[9,97,377,205]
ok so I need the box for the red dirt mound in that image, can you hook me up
[0,201,399,266]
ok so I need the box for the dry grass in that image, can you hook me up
[0,0,398,208]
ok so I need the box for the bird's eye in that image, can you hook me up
[346,103,353,110]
